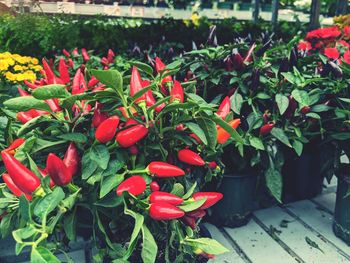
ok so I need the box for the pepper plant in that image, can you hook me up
[0,53,245,262]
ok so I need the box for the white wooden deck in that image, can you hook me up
[206,179,350,263]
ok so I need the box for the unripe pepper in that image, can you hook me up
[58,58,70,84]
[148,162,185,177]
[92,102,108,128]
[46,153,72,186]
[149,202,185,220]
[81,48,90,62]
[187,209,206,218]
[130,66,146,104]
[192,192,223,209]
[95,116,120,143]
[150,181,160,192]
[1,152,40,194]
[150,191,184,205]
[260,123,274,136]
[182,216,197,229]
[116,124,148,148]
[217,118,241,144]
[170,80,184,103]
[178,149,205,166]
[2,173,32,200]
[63,142,79,177]
[116,176,146,196]
[216,96,231,119]
[4,138,25,155]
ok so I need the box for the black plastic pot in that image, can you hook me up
[282,150,323,202]
[333,175,350,245]
[208,173,258,228]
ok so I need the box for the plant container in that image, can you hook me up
[333,174,350,245]
[208,173,258,228]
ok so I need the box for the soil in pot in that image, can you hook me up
[207,172,258,228]
[282,144,323,202]
[333,172,350,245]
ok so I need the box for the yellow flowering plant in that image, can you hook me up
[0,52,42,84]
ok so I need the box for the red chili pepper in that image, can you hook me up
[118,106,138,118]
[95,116,120,143]
[58,58,70,84]
[150,191,184,205]
[17,87,29,97]
[186,209,206,218]
[92,102,108,128]
[107,49,115,63]
[4,138,25,155]
[88,76,99,88]
[176,124,185,131]
[301,106,311,114]
[2,173,32,200]
[68,58,74,68]
[124,118,139,127]
[63,142,79,177]
[216,96,231,119]
[150,181,160,192]
[149,203,185,220]
[155,57,172,85]
[208,161,217,169]
[46,153,72,186]
[284,96,297,118]
[128,145,138,155]
[260,123,274,136]
[116,176,146,196]
[16,109,48,124]
[101,57,109,67]
[189,133,203,144]
[170,80,184,103]
[243,43,256,63]
[63,49,71,57]
[182,216,197,229]
[130,66,146,104]
[45,98,61,112]
[192,192,223,209]
[72,69,82,95]
[217,118,241,144]
[178,149,205,166]
[72,48,79,56]
[92,85,105,93]
[148,162,185,177]
[24,80,38,90]
[263,111,270,123]
[116,124,148,148]
[1,152,40,194]
[81,48,90,62]
[38,167,55,188]
[42,58,55,84]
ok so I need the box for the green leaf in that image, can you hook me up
[275,94,289,115]
[265,168,282,203]
[91,144,110,170]
[185,122,208,145]
[91,69,123,93]
[178,198,207,212]
[291,89,309,106]
[132,61,154,76]
[292,140,303,156]
[64,210,76,241]
[123,207,144,260]
[31,247,60,263]
[32,85,69,100]
[306,112,320,119]
[141,225,158,263]
[182,182,197,200]
[100,173,125,198]
[196,117,217,149]
[82,151,98,180]
[131,84,153,105]
[271,127,291,147]
[230,92,243,114]
[57,133,87,143]
[249,136,265,150]
[311,105,332,112]
[185,238,229,255]
[19,195,31,222]
[171,183,185,196]
[281,72,295,84]
[4,96,51,112]
[34,187,65,218]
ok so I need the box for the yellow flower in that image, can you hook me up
[31,58,39,65]
[0,61,9,71]
[14,65,23,71]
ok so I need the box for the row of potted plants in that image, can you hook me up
[1,23,350,261]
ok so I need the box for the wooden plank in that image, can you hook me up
[285,200,350,255]
[204,223,246,263]
[255,206,349,263]
[312,193,336,213]
[223,219,297,263]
